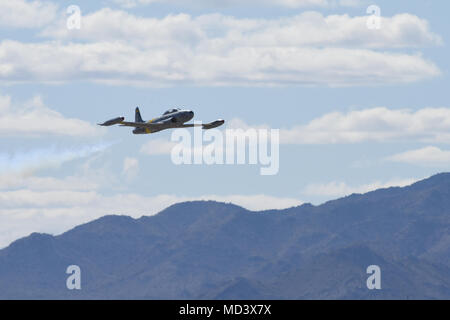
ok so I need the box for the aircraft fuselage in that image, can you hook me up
[133,109,194,134]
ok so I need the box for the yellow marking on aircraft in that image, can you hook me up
[145,118,156,133]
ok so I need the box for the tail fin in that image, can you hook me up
[135,107,144,122]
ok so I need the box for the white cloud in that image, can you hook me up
[0,179,302,247]
[0,143,114,175]
[0,94,102,137]
[122,157,139,179]
[46,10,441,49]
[227,118,270,131]
[386,146,450,166]
[0,9,440,87]
[140,139,178,155]
[279,107,450,144]
[45,9,444,50]
[0,0,57,28]
[0,189,98,208]
[303,178,418,198]
[112,0,362,9]
[0,174,100,191]
[0,40,439,87]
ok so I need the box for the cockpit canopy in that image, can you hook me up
[163,108,180,115]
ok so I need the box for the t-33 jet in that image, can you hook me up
[98,107,225,134]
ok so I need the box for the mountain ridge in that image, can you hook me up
[0,173,449,299]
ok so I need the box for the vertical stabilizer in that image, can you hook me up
[135,107,144,122]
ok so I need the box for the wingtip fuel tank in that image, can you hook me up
[202,119,225,129]
[98,117,125,126]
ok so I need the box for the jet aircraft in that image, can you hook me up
[98,107,225,134]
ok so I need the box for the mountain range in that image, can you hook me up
[0,173,449,299]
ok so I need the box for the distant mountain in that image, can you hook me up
[0,173,449,299]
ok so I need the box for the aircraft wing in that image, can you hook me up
[119,117,175,128]
[97,117,159,128]
[119,121,167,129]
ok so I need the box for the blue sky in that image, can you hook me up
[1,0,449,247]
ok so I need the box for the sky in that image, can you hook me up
[0,0,449,248]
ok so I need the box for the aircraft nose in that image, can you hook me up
[188,110,194,119]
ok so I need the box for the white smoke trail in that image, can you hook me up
[0,141,115,175]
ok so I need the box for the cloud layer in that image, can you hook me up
[43,10,442,49]
[0,7,442,86]
[0,94,102,137]
[280,107,450,144]
[386,146,450,166]
[0,172,303,248]
[112,0,362,9]
[302,177,418,198]
[0,143,114,175]
[0,0,57,28]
